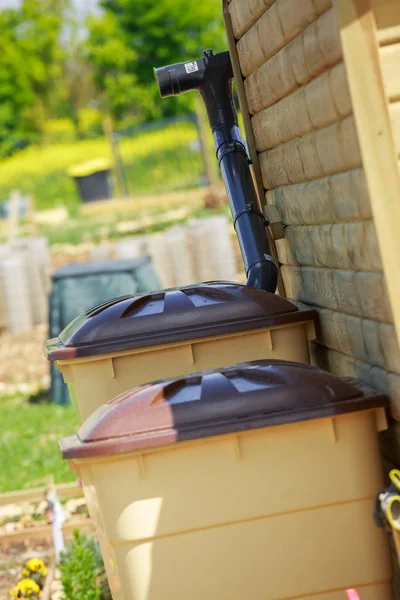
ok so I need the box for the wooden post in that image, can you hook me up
[102,115,128,199]
[8,189,20,242]
[335,0,400,346]
[26,194,37,236]
[194,96,220,187]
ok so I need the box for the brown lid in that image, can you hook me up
[60,360,388,459]
[44,282,316,361]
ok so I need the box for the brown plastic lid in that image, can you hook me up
[60,360,388,459]
[44,282,316,361]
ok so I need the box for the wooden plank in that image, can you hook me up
[102,116,128,198]
[79,187,206,217]
[0,482,83,507]
[237,0,331,77]
[335,0,400,347]
[259,115,361,188]
[380,43,400,101]
[244,8,342,115]
[7,189,20,243]
[374,0,400,46]
[228,0,275,40]
[281,265,393,322]
[390,102,400,156]
[277,221,382,271]
[41,563,55,600]
[252,61,352,151]
[194,96,220,186]
[0,518,95,546]
[266,169,372,224]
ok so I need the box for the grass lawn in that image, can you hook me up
[0,394,80,493]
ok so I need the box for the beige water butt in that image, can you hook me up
[61,360,393,600]
[44,282,316,422]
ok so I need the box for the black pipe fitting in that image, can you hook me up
[154,49,278,293]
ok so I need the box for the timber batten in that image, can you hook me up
[224,0,400,417]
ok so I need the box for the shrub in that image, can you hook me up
[60,530,111,600]
[78,108,104,139]
[43,119,76,145]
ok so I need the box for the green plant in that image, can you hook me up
[60,530,111,600]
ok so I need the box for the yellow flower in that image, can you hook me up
[25,558,48,576]
[10,578,41,598]
[22,568,30,577]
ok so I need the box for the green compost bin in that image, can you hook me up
[49,257,160,406]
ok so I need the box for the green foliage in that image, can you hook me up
[0,10,38,156]
[60,531,104,600]
[0,0,225,154]
[102,0,225,82]
[86,11,156,123]
[86,0,225,122]
[0,120,201,211]
[0,394,79,493]
[60,531,111,600]
[78,108,104,139]
[42,109,103,145]
[43,118,76,144]
[0,0,71,156]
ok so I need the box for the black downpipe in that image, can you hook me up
[154,49,278,293]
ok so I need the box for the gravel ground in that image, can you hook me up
[0,324,49,397]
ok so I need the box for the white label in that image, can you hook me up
[185,61,199,74]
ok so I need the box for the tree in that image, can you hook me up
[0,0,73,155]
[86,11,153,123]
[62,33,97,138]
[87,0,225,123]
[18,0,71,128]
[103,0,225,82]
[0,9,37,156]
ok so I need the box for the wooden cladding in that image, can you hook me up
[228,0,275,40]
[279,221,382,272]
[245,9,342,114]
[281,266,392,323]
[259,116,361,189]
[253,62,352,152]
[229,0,400,415]
[311,344,400,417]
[315,308,400,375]
[237,0,332,77]
[380,43,400,102]
[266,169,371,225]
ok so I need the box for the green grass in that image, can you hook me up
[0,120,203,212]
[0,394,80,493]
